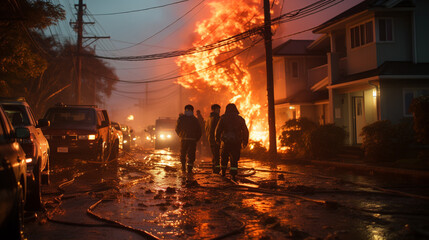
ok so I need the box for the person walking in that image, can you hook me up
[215,103,249,180]
[205,104,221,174]
[175,104,202,173]
[196,110,206,156]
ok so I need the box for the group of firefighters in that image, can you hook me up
[175,103,249,180]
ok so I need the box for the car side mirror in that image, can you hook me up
[15,127,30,139]
[37,119,50,128]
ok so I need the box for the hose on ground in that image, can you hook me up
[87,199,159,240]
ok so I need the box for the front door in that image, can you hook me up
[352,96,365,144]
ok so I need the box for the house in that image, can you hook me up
[307,0,429,144]
[248,40,326,134]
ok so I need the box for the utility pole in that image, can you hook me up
[71,0,109,105]
[263,0,277,156]
[76,0,83,104]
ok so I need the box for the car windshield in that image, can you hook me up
[46,108,95,126]
[2,105,31,127]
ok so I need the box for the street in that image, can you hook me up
[24,147,429,240]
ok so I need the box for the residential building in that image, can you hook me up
[248,40,326,135]
[307,0,429,145]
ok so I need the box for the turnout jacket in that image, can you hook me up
[215,112,249,148]
[205,111,220,146]
[175,114,202,141]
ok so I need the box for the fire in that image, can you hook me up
[176,0,279,148]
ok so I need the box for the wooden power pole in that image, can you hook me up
[263,0,277,156]
[76,0,83,104]
[72,0,109,105]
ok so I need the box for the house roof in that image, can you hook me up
[275,89,328,105]
[313,0,414,33]
[336,61,429,84]
[249,40,321,67]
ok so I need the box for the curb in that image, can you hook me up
[310,160,429,179]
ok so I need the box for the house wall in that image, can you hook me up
[380,78,429,123]
[345,15,378,75]
[284,56,308,98]
[375,12,413,65]
[364,88,378,125]
[273,58,286,101]
[300,105,319,123]
[415,0,429,62]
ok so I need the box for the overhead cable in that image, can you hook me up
[91,0,342,62]
[91,0,189,16]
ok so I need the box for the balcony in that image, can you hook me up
[308,64,328,88]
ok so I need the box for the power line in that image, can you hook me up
[112,0,206,51]
[91,0,342,62]
[91,0,189,16]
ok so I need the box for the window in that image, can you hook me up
[378,18,393,42]
[291,62,298,78]
[403,89,429,116]
[350,21,374,48]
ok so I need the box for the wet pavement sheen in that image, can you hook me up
[24,147,429,239]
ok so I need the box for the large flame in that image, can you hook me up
[176,0,277,147]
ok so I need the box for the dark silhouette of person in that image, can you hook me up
[196,110,206,156]
[175,104,202,173]
[205,104,221,174]
[215,103,249,180]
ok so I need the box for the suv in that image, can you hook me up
[42,104,119,163]
[0,97,50,210]
[0,106,29,238]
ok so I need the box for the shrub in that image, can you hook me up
[279,118,317,157]
[410,96,429,144]
[360,120,398,161]
[309,124,347,159]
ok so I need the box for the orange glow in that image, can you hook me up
[176,0,279,148]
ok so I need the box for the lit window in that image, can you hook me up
[350,21,374,48]
[379,18,393,42]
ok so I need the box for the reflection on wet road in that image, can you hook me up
[25,147,429,239]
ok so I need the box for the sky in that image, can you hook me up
[52,0,364,132]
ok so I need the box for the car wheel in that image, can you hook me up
[96,141,105,163]
[42,156,50,185]
[110,141,119,160]
[3,182,25,239]
[25,161,42,211]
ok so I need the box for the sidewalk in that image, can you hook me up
[308,159,429,179]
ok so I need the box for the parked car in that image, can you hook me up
[0,97,50,210]
[42,104,119,163]
[111,121,123,150]
[0,106,30,239]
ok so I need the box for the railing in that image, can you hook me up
[308,64,328,87]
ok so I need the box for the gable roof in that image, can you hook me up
[249,40,322,67]
[313,0,414,33]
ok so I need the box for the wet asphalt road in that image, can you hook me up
[24,147,429,240]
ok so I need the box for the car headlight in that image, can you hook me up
[78,134,96,140]
[123,140,128,143]
[167,134,171,139]
[160,134,165,139]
